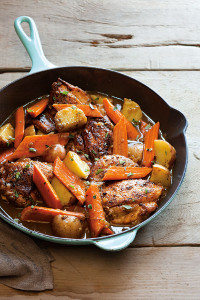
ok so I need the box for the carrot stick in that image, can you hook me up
[27,98,49,118]
[140,120,150,137]
[103,166,152,180]
[142,122,160,167]
[33,164,62,209]
[53,157,86,205]
[0,147,15,164]
[103,98,140,140]
[14,106,25,148]
[20,206,85,222]
[85,184,112,238]
[53,104,103,117]
[113,117,128,157]
[11,133,69,159]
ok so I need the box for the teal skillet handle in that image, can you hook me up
[14,16,56,74]
[92,228,139,251]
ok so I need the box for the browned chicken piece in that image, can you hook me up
[32,111,56,134]
[0,158,53,207]
[101,179,163,225]
[49,78,91,105]
[90,154,137,182]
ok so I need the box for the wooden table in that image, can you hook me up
[0,1,199,299]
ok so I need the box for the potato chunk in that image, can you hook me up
[122,98,142,122]
[150,164,171,187]
[24,125,36,137]
[64,151,90,179]
[154,140,176,169]
[51,176,76,206]
[55,107,87,132]
[128,143,143,163]
[0,123,14,147]
[52,215,85,239]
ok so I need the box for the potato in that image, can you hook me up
[42,144,66,163]
[150,164,171,187]
[90,94,104,104]
[52,215,85,238]
[154,139,176,169]
[0,123,14,147]
[55,107,87,132]
[24,125,36,137]
[122,98,142,122]
[51,176,76,206]
[128,143,143,163]
[64,151,90,179]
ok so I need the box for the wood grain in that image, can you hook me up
[1,0,200,70]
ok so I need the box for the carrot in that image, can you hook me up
[85,184,112,238]
[20,206,85,222]
[27,98,49,118]
[0,147,15,164]
[14,106,25,148]
[103,166,152,180]
[142,122,160,167]
[33,164,62,209]
[53,157,86,205]
[11,133,69,159]
[113,117,128,157]
[140,120,150,137]
[53,104,103,117]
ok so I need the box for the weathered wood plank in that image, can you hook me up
[1,246,200,299]
[1,0,200,70]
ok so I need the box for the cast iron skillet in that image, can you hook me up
[0,16,188,251]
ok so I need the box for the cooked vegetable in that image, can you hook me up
[51,176,76,206]
[20,206,85,222]
[154,139,176,169]
[64,151,90,179]
[0,123,14,147]
[42,144,66,163]
[0,147,15,164]
[27,98,49,118]
[14,106,25,148]
[113,117,128,157]
[11,133,69,159]
[103,98,140,140]
[55,107,87,132]
[24,125,36,137]
[142,122,160,167]
[52,215,85,238]
[33,164,62,209]
[53,104,102,117]
[90,94,105,104]
[103,166,152,180]
[128,143,143,163]
[140,120,150,137]
[150,164,171,187]
[122,98,142,122]
[86,183,112,238]
[53,157,86,205]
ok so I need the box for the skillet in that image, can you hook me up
[0,16,188,251]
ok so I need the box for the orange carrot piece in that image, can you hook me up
[0,147,15,164]
[11,133,69,159]
[103,166,152,180]
[53,157,86,205]
[142,122,160,167]
[113,117,128,157]
[20,206,85,222]
[53,104,103,117]
[85,184,112,238]
[33,164,62,209]
[27,98,49,118]
[140,120,150,137]
[103,98,140,140]
[14,106,25,148]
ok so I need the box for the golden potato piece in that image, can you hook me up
[154,139,176,169]
[150,164,171,187]
[64,151,90,179]
[51,176,76,207]
[122,98,142,122]
[52,215,85,239]
[0,123,14,147]
[128,143,143,163]
[55,107,87,132]
[24,125,36,137]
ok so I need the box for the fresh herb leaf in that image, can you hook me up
[127,172,134,177]
[89,103,95,110]
[93,195,96,199]
[25,164,30,169]
[70,158,74,161]
[145,188,148,194]
[86,181,90,186]
[132,118,139,125]
[69,184,75,189]
[151,160,155,165]
[122,205,132,210]
[91,150,97,155]
[165,151,168,155]
[94,158,99,161]
[85,169,89,172]
[88,204,92,209]
[77,150,83,154]
[145,124,151,130]
[69,134,74,139]
[9,137,15,141]
[84,153,89,159]
[119,160,125,165]
[27,109,33,112]
[31,205,34,209]
[45,145,50,148]
[15,172,21,180]
[29,148,37,153]
[94,97,99,101]
[14,190,19,198]
[113,106,118,111]
[60,90,68,95]
[96,169,103,175]
[72,105,77,109]
[6,141,9,147]
[147,148,152,152]
[52,96,56,101]
[105,132,109,138]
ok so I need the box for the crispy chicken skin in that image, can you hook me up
[101,179,163,225]
[32,111,56,133]
[0,159,53,207]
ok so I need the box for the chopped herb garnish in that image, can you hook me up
[9,137,15,141]
[84,153,89,159]
[72,105,77,109]
[145,188,148,194]
[29,147,37,152]
[151,160,155,165]
[60,90,68,95]
[85,169,89,172]
[122,205,132,210]
[25,164,30,169]
[96,169,103,175]
[136,135,139,141]
[132,118,139,125]
[52,96,56,101]
[13,218,19,223]
[70,158,74,161]
[119,160,125,165]
[86,181,91,186]
[88,204,92,209]
[15,172,21,180]
[93,195,97,199]
[45,145,50,148]
[14,190,19,198]
[69,184,75,189]
[147,148,152,152]
[89,103,95,110]
[69,134,74,139]
[27,109,33,112]
[94,158,99,161]
[91,150,97,155]
[113,106,118,111]
[31,205,34,209]
[94,97,99,101]
[105,132,109,138]
[77,150,83,154]
[6,141,10,147]
[165,151,168,155]
[145,124,151,130]
[127,172,134,177]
